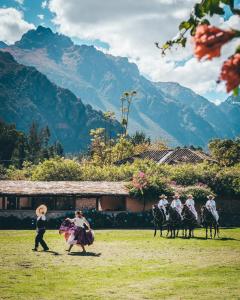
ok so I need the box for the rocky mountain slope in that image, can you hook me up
[0,51,122,152]
[1,26,239,147]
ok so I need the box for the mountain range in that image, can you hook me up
[0,51,122,152]
[0,26,239,150]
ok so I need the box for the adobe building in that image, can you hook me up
[0,180,155,219]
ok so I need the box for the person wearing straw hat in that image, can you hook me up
[206,194,219,223]
[32,204,49,251]
[171,193,183,220]
[157,194,169,221]
[185,194,198,220]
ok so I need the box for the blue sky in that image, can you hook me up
[0,0,239,104]
[0,0,110,48]
[1,0,54,28]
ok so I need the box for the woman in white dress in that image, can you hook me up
[59,211,94,253]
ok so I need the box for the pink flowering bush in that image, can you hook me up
[132,171,148,195]
[128,172,173,210]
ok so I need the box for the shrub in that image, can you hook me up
[0,164,7,180]
[211,164,240,197]
[7,161,34,180]
[169,164,203,186]
[31,157,82,181]
[0,210,154,229]
[174,185,215,204]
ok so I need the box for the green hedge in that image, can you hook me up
[0,210,154,230]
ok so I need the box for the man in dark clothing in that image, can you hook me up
[32,205,49,251]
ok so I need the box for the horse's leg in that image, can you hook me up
[166,224,170,237]
[210,226,213,239]
[154,225,157,237]
[217,224,220,238]
[206,226,208,239]
[160,225,163,237]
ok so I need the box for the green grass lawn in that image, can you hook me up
[0,228,240,300]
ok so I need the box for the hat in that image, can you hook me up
[187,194,193,198]
[36,204,47,217]
[207,194,214,200]
[159,194,166,199]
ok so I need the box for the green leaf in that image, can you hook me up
[233,86,239,97]
[235,45,240,54]
[190,26,197,36]
[201,0,224,16]
[194,3,205,18]
[200,19,211,25]
[181,37,187,47]
[220,0,233,6]
[179,21,192,31]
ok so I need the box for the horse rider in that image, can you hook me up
[157,194,169,220]
[171,194,183,220]
[206,194,219,224]
[185,194,198,220]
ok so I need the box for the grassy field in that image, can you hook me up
[0,229,240,300]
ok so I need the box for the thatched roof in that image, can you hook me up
[0,181,129,197]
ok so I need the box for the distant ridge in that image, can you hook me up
[1,26,239,147]
[0,51,122,152]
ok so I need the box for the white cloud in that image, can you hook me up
[14,0,24,5]
[41,1,48,9]
[38,14,44,20]
[0,8,35,44]
[48,0,236,100]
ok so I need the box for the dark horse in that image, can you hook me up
[201,206,220,239]
[152,204,167,237]
[168,206,182,238]
[182,205,198,238]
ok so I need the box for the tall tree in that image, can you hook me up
[28,122,41,163]
[0,120,21,166]
[209,138,240,166]
[120,90,137,135]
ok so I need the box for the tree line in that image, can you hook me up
[0,120,63,168]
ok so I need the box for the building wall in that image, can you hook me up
[19,197,32,209]
[99,196,126,211]
[76,197,96,210]
[126,197,156,212]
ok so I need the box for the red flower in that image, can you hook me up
[220,53,240,93]
[194,25,235,60]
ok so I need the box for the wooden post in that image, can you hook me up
[2,196,6,209]
[16,197,20,210]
